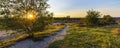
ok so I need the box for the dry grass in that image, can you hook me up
[34,25,64,36]
[112,28,120,35]
[0,34,29,48]
[0,25,65,48]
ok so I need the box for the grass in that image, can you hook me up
[0,25,65,48]
[0,34,29,48]
[0,25,6,30]
[48,24,120,48]
[33,25,65,41]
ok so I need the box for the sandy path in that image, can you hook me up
[0,30,25,42]
[10,26,69,48]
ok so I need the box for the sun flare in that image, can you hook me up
[27,14,34,19]
[26,10,36,20]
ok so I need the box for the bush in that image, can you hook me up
[112,28,120,35]
[85,10,101,26]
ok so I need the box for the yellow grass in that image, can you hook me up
[0,25,65,48]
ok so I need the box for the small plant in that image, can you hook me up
[112,28,120,35]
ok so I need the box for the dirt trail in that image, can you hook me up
[10,25,69,48]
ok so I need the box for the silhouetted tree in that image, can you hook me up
[66,16,70,23]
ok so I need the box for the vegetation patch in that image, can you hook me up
[0,25,65,48]
[0,34,29,48]
[48,25,120,48]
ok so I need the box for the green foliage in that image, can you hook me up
[0,0,53,35]
[48,40,64,48]
[85,10,101,26]
[101,15,114,24]
[103,15,113,22]
[48,25,120,48]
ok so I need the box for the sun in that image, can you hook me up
[27,14,34,19]
[26,10,36,20]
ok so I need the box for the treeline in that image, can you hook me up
[54,10,116,26]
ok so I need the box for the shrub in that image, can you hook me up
[112,28,120,35]
[85,10,101,26]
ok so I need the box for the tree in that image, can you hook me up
[66,16,70,23]
[102,15,113,24]
[85,10,101,26]
[0,0,53,36]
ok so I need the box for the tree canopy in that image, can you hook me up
[100,15,114,25]
[85,10,101,26]
[0,0,53,34]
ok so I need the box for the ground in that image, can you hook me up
[9,26,68,48]
[48,24,120,48]
[1,24,120,48]
[0,25,65,48]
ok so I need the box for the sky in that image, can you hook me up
[48,0,120,18]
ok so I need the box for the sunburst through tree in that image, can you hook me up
[0,0,53,37]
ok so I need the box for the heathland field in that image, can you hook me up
[48,24,120,48]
